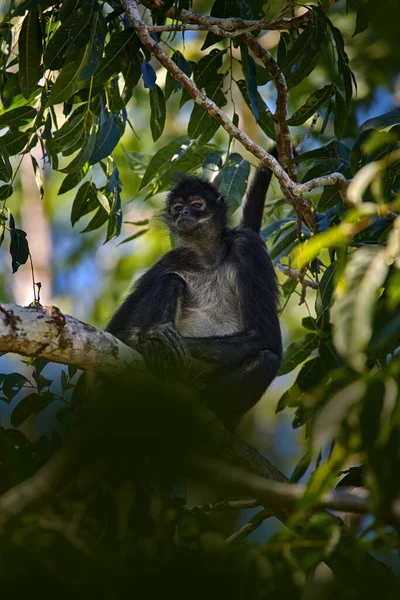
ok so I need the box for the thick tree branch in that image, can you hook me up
[0,303,144,374]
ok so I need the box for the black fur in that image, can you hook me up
[107,156,282,430]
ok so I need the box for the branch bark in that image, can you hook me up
[0,303,144,374]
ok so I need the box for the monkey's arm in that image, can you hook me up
[183,330,264,365]
[106,269,185,344]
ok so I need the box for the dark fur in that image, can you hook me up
[107,159,282,430]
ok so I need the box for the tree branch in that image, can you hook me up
[0,303,144,374]
[139,1,312,32]
[189,458,400,524]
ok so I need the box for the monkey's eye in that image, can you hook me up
[172,203,183,212]
[191,199,205,209]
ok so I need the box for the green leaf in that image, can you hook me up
[18,8,42,99]
[71,180,99,226]
[219,154,250,213]
[58,164,89,195]
[236,80,275,140]
[9,225,29,273]
[2,373,29,402]
[360,110,400,132]
[118,55,142,109]
[11,392,55,428]
[165,51,186,99]
[118,227,149,245]
[240,44,258,121]
[290,452,312,483]
[140,136,190,190]
[43,0,94,70]
[80,11,107,80]
[193,49,225,90]
[315,262,337,316]
[92,29,139,87]
[334,87,346,140]
[279,333,319,375]
[0,184,13,200]
[260,218,296,242]
[1,130,30,156]
[269,223,300,262]
[149,85,166,142]
[201,0,239,50]
[61,112,96,173]
[52,107,86,154]
[31,156,44,199]
[46,47,88,107]
[188,75,225,143]
[0,106,37,129]
[81,206,108,233]
[313,382,366,450]
[90,114,123,163]
[286,85,333,126]
[332,247,389,372]
[0,143,12,182]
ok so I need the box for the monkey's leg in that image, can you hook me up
[199,350,281,431]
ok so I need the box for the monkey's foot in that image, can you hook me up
[141,323,190,377]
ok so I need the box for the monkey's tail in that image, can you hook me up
[241,146,278,234]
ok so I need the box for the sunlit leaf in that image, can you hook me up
[0,106,37,129]
[332,247,389,371]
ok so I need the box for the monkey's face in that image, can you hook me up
[170,195,210,233]
[165,175,227,240]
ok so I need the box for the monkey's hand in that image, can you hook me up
[140,323,190,378]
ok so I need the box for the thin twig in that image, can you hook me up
[277,263,319,290]
[225,508,271,544]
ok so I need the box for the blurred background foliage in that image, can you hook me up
[1,0,400,596]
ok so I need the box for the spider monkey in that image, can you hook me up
[107,154,282,430]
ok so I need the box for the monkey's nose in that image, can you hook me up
[182,207,189,215]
